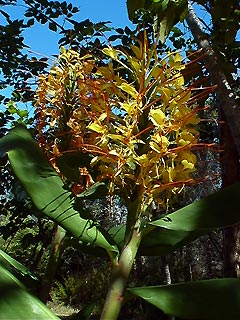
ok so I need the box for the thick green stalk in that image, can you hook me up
[38,224,66,303]
[100,218,142,320]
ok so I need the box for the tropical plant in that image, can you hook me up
[126,0,240,278]
[1,25,240,319]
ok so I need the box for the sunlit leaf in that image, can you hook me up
[0,264,60,320]
[118,83,138,98]
[128,279,240,319]
[88,122,106,133]
[181,159,195,170]
[0,126,118,254]
[102,47,118,60]
[149,108,165,127]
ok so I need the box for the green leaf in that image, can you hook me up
[149,182,240,232]
[71,302,96,320]
[127,0,146,20]
[17,109,28,118]
[77,182,108,200]
[0,264,60,320]
[144,182,240,255]
[0,250,38,290]
[127,0,188,41]
[160,0,170,11]
[56,152,93,183]
[49,22,57,32]
[109,182,240,256]
[109,222,200,256]
[140,182,240,255]
[159,16,173,43]
[26,18,34,27]
[128,279,240,319]
[0,126,118,254]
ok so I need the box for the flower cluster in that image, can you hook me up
[35,40,201,211]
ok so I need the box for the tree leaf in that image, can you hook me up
[0,264,60,320]
[0,126,118,254]
[126,0,188,41]
[49,22,57,32]
[142,182,240,255]
[127,0,146,20]
[128,279,240,319]
[118,83,138,98]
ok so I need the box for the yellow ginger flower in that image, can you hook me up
[35,39,205,213]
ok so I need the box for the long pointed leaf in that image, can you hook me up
[0,249,38,290]
[0,126,118,254]
[0,264,60,320]
[128,279,240,319]
[141,182,240,255]
[109,223,201,256]
[149,181,240,231]
[109,183,240,256]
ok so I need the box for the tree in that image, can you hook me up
[186,0,240,278]
[126,0,240,278]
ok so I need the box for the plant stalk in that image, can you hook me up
[38,224,66,303]
[100,218,142,320]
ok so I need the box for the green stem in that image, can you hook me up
[38,224,66,303]
[100,218,142,320]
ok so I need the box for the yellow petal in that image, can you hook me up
[149,108,165,127]
[130,44,142,60]
[181,159,195,170]
[118,83,138,98]
[102,47,118,60]
[87,123,105,133]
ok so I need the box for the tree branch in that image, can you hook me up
[186,1,240,158]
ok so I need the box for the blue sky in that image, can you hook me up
[4,0,133,57]
[0,1,133,111]
[0,1,223,58]
[1,1,239,58]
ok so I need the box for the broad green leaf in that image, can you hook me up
[149,182,240,232]
[142,182,240,255]
[109,182,240,256]
[140,228,201,256]
[109,223,201,256]
[128,279,240,319]
[127,0,188,42]
[141,182,240,255]
[0,126,118,254]
[0,264,60,320]
[0,250,38,290]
